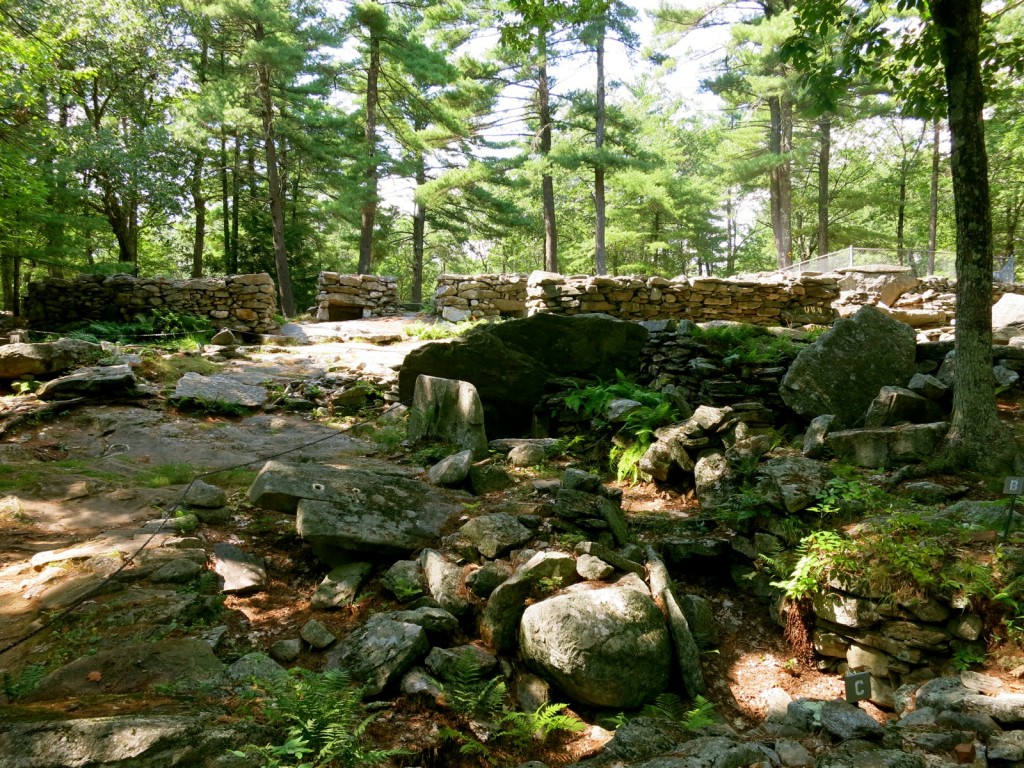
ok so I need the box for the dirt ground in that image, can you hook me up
[1,317,1020,766]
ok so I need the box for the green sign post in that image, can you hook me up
[1003,477,1023,541]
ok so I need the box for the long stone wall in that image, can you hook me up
[434,270,841,326]
[24,273,278,333]
[434,273,528,322]
[315,273,400,320]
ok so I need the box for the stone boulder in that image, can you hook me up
[0,338,103,380]
[399,313,648,437]
[325,617,429,696]
[458,512,533,559]
[780,305,917,428]
[758,456,832,514]
[863,386,944,428]
[519,582,671,708]
[173,371,268,409]
[248,461,461,561]
[36,364,139,400]
[408,375,488,459]
[992,292,1024,342]
[827,422,949,468]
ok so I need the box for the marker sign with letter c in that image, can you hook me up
[844,671,871,704]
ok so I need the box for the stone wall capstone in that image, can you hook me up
[316,273,400,320]
[24,273,278,333]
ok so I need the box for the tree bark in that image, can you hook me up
[538,29,558,273]
[929,119,941,274]
[817,114,830,257]
[358,31,380,275]
[191,151,206,278]
[896,162,908,257]
[929,0,1019,472]
[594,20,607,276]
[412,151,426,305]
[768,95,793,268]
[255,31,295,317]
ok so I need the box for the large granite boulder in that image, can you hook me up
[780,305,916,428]
[836,265,919,307]
[518,582,671,708]
[399,313,648,436]
[992,292,1024,342]
[408,375,488,459]
[248,461,461,562]
[0,338,103,380]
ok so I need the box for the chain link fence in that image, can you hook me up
[784,246,1016,283]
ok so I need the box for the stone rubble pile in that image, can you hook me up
[23,273,278,334]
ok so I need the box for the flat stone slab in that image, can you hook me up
[173,371,268,409]
[827,422,949,468]
[212,543,267,594]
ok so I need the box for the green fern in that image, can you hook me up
[440,650,506,720]
[230,668,402,768]
[641,693,717,730]
[498,703,585,746]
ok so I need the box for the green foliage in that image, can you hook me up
[951,645,987,671]
[366,424,406,453]
[440,651,507,720]
[230,668,402,768]
[690,324,803,365]
[140,463,195,488]
[765,530,852,601]
[403,319,491,340]
[807,477,880,518]
[640,693,718,730]
[52,311,214,346]
[497,703,585,747]
[2,664,47,701]
[564,372,680,484]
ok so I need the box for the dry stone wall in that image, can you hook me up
[315,273,400,320]
[434,274,528,322]
[24,273,278,333]
[434,271,840,326]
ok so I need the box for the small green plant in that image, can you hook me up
[765,530,852,601]
[2,664,47,700]
[440,651,507,720]
[640,693,717,730]
[563,372,680,484]
[11,379,37,394]
[951,645,987,671]
[174,508,198,534]
[690,323,803,365]
[497,703,585,747]
[230,668,402,768]
[536,575,563,594]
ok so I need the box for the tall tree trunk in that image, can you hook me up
[412,150,427,305]
[44,91,69,273]
[768,95,793,269]
[232,133,242,273]
[190,41,209,279]
[594,21,607,276]
[358,31,380,275]
[1,251,19,315]
[255,41,295,317]
[896,162,908,258]
[817,114,830,257]
[929,119,941,274]
[220,130,231,273]
[538,30,558,273]
[929,0,1019,472]
[191,151,206,278]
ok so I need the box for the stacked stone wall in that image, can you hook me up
[316,273,400,320]
[526,271,840,326]
[434,273,528,322]
[24,273,278,333]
